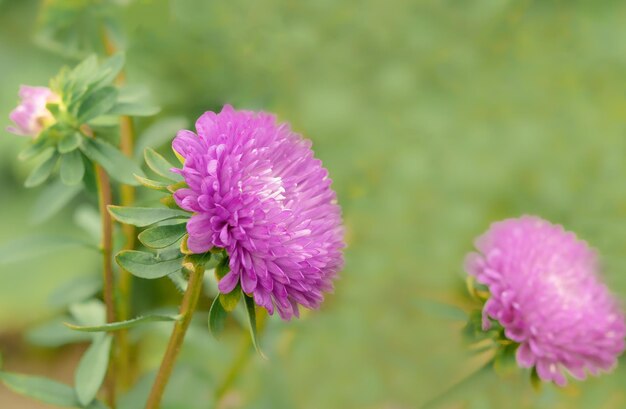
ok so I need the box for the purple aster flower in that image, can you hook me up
[7,86,59,137]
[465,216,625,386]
[172,105,344,320]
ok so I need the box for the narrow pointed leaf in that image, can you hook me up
[108,206,189,227]
[18,138,52,161]
[208,296,227,338]
[138,223,187,249]
[144,148,183,181]
[0,372,108,408]
[134,175,170,191]
[116,250,183,279]
[80,138,144,185]
[60,150,85,185]
[65,314,181,332]
[93,53,125,86]
[75,335,112,406]
[219,287,241,312]
[24,151,58,188]
[58,132,83,153]
[77,86,117,122]
[243,293,266,359]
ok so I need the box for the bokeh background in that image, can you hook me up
[2,0,626,408]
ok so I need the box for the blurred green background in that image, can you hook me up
[2,0,626,408]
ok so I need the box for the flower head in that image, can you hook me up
[465,216,625,386]
[172,105,344,320]
[7,86,59,137]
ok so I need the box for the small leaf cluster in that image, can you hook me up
[19,54,155,188]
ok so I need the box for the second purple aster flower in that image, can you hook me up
[171,105,345,320]
[465,216,625,386]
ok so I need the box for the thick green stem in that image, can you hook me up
[94,163,117,409]
[145,263,206,409]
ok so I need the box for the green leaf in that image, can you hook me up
[66,314,181,332]
[69,299,106,327]
[48,275,101,309]
[75,335,112,406]
[109,103,160,117]
[243,293,266,359]
[93,53,125,87]
[60,150,85,185]
[108,206,189,227]
[0,235,95,265]
[58,132,83,153]
[116,250,183,279]
[208,296,227,338]
[134,117,188,158]
[144,148,183,181]
[214,256,230,280]
[138,223,187,249]
[0,372,79,407]
[26,317,92,347]
[77,86,118,122]
[80,137,144,185]
[530,367,542,392]
[19,138,52,161]
[24,151,58,188]
[30,179,82,224]
[134,175,171,191]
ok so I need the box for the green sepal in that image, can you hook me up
[160,195,181,209]
[134,174,171,191]
[144,148,183,181]
[220,285,242,312]
[167,180,187,193]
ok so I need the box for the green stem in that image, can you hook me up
[94,163,117,409]
[145,263,206,409]
[420,359,493,409]
[101,24,136,389]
